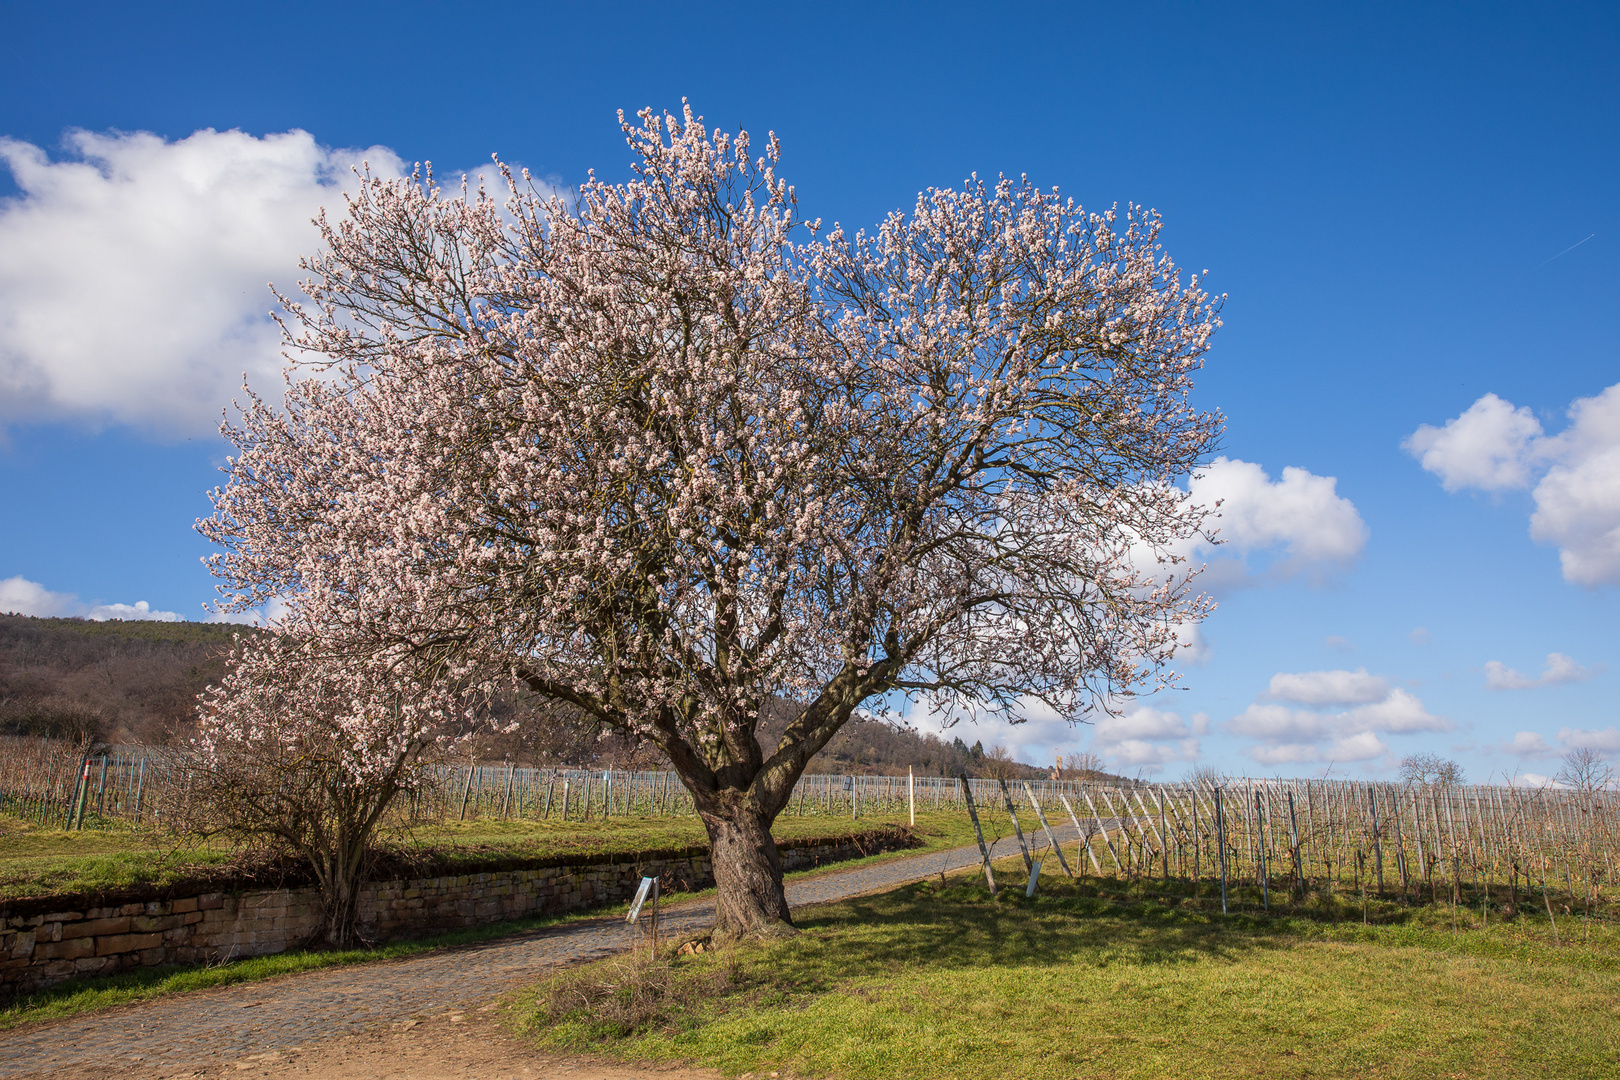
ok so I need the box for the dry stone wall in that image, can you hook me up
[1,828,914,996]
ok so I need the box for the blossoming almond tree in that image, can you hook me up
[201,104,1222,938]
[190,631,469,946]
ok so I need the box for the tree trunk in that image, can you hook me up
[321,868,362,948]
[701,804,795,939]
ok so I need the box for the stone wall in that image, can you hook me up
[0,828,915,997]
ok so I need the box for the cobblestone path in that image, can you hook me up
[0,831,1069,1077]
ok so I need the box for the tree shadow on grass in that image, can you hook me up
[769,877,1304,988]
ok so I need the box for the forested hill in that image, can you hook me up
[0,613,1105,780]
[0,614,252,745]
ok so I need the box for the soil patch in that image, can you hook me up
[8,1008,721,1080]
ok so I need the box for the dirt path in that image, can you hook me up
[0,832,1053,1079]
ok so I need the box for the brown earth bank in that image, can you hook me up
[7,1007,716,1080]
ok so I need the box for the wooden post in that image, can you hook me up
[959,775,997,895]
[997,778,1034,872]
[64,757,87,831]
[457,764,475,821]
[1215,787,1229,914]
[1059,795,1105,875]
[133,757,146,823]
[1157,790,1170,881]
[1254,790,1270,910]
[1098,789,1135,874]
[70,757,92,831]
[1023,782,1074,877]
[908,767,915,827]
[1390,788,1409,901]
[1287,790,1304,898]
[1369,785,1385,896]
[1192,791,1201,893]
[1082,789,1125,875]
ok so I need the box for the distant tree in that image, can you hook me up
[1055,750,1104,779]
[981,744,1018,780]
[1182,764,1223,787]
[1398,752,1465,786]
[1555,746,1616,798]
[202,104,1222,939]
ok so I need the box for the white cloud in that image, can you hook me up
[1558,726,1620,754]
[1483,652,1602,691]
[1511,772,1558,788]
[0,128,408,436]
[1228,673,1447,766]
[1186,457,1368,585]
[0,575,183,621]
[1503,731,1553,756]
[1529,385,1620,585]
[1402,392,1544,491]
[1496,726,1619,761]
[1407,383,1620,585]
[1264,667,1389,706]
[1088,704,1204,773]
[205,594,294,628]
[1409,627,1432,646]
[1324,635,1354,651]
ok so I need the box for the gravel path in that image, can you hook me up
[0,830,1067,1077]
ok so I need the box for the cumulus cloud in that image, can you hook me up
[1263,666,1389,706]
[1403,393,1544,491]
[1089,704,1205,772]
[1186,457,1368,586]
[1483,652,1603,692]
[1503,731,1554,756]
[0,128,408,436]
[1406,383,1620,585]
[1559,726,1620,754]
[0,575,183,622]
[1228,671,1447,765]
[1497,726,1619,760]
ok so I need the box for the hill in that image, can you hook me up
[0,614,252,745]
[0,614,1093,778]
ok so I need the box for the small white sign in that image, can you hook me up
[627,876,657,923]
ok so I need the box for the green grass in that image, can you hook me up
[0,807,977,903]
[517,861,1620,1080]
[0,816,236,901]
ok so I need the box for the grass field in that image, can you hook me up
[0,807,980,902]
[519,862,1620,1080]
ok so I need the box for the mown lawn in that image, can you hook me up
[518,866,1620,1080]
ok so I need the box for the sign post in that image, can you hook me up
[627,875,660,957]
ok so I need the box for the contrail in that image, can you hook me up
[1532,232,1596,270]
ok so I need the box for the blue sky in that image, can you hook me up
[2,1,1616,782]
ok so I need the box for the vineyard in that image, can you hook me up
[2,735,1616,918]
